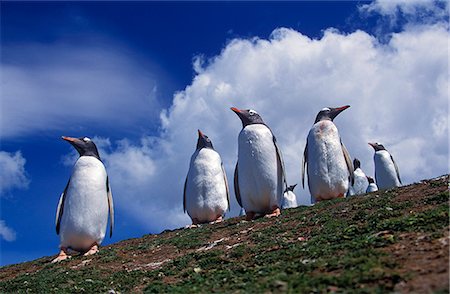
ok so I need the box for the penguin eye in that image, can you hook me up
[248,110,256,116]
[83,137,91,142]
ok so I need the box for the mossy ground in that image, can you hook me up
[1,175,448,293]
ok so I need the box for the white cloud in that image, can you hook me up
[360,0,449,28]
[0,151,30,196]
[89,20,448,233]
[0,41,163,139]
[0,220,16,242]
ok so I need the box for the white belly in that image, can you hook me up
[282,191,298,209]
[374,151,401,190]
[307,121,349,201]
[59,156,108,250]
[352,168,368,195]
[237,124,282,213]
[185,148,228,223]
[366,183,379,193]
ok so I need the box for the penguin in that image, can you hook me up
[53,136,114,263]
[282,184,298,209]
[231,107,288,220]
[368,142,402,189]
[302,106,354,203]
[351,158,369,195]
[366,176,379,193]
[183,130,230,225]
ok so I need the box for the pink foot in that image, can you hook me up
[210,215,223,224]
[51,247,71,263]
[83,244,99,256]
[265,207,281,218]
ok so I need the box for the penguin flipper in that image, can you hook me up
[273,135,288,204]
[221,163,231,211]
[302,141,308,189]
[234,163,242,207]
[341,140,354,185]
[106,176,114,238]
[183,176,188,213]
[390,154,402,185]
[56,179,70,235]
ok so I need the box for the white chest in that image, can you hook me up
[185,148,228,222]
[306,121,349,200]
[237,124,281,212]
[60,156,109,249]
[352,168,369,195]
[374,151,400,189]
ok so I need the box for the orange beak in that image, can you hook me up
[230,107,242,114]
[62,136,77,142]
[335,105,350,111]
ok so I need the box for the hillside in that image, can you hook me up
[1,175,448,293]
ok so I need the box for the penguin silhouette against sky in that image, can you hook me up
[53,136,114,263]
[302,106,354,203]
[351,158,369,195]
[368,142,402,190]
[231,107,288,220]
[184,130,230,225]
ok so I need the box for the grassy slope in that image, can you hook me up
[0,175,448,293]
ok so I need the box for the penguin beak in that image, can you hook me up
[368,142,377,150]
[198,129,205,139]
[329,105,350,120]
[230,107,242,114]
[62,136,77,143]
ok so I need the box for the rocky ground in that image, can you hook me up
[0,175,448,293]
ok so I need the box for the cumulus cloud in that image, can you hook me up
[87,19,448,233]
[0,220,17,242]
[0,151,30,196]
[1,41,163,139]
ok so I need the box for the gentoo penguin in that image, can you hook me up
[368,142,402,189]
[366,176,379,193]
[351,158,369,195]
[183,130,230,225]
[53,136,114,263]
[282,184,298,209]
[231,107,288,220]
[302,106,354,203]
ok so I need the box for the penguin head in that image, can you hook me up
[231,107,265,128]
[368,142,386,152]
[314,105,350,123]
[353,158,361,170]
[366,176,375,184]
[285,184,297,193]
[62,136,101,160]
[196,130,214,150]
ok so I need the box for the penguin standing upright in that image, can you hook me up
[302,106,354,203]
[53,136,114,263]
[368,142,402,190]
[351,158,369,195]
[184,130,230,225]
[231,107,288,220]
[282,184,298,209]
[366,176,379,193]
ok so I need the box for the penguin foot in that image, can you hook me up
[210,216,223,224]
[83,244,99,256]
[51,247,71,263]
[265,207,281,218]
[245,211,256,221]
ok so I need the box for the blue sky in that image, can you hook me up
[1,1,448,266]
